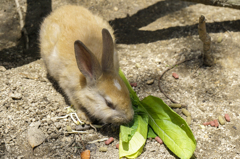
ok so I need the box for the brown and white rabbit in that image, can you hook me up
[40,5,134,124]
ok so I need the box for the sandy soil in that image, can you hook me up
[1,0,240,158]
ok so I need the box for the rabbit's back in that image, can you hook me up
[40,5,114,80]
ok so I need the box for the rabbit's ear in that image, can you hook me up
[74,40,102,83]
[101,28,115,72]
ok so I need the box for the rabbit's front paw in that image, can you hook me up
[76,110,91,124]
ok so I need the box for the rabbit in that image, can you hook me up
[40,5,134,124]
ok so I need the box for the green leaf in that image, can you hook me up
[119,115,148,159]
[147,126,157,139]
[119,69,196,159]
[120,126,134,143]
[141,96,196,159]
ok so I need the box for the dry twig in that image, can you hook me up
[158,59,194,108]
[198,15,214,66]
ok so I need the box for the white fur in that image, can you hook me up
[105,95,112,103]
[114,79,121,90]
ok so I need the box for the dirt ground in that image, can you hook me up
[1,0,240,158]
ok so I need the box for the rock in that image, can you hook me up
[86,143,97,152]
[28,126,46,148]
[149,148,157,152]
[0,66,6,72]
[146,79,154,85]
[113,7,118,11]
[136,63,141,68]
[75,125,90,131]
[29,121,41,128]
[10,93,22,100]
[66,126,72,132]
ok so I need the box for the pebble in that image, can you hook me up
[146,79,154,85]
[10,93,22,100]
[75,125,90,131]
[0,66,6,72]
[99,147,108,152]
[49,134,59,140]
[66,126,72,132]
[218,116,226,125]
[182,108,191,117]
[54,122,62,129]
[113,7,118,11]
[217,35,223,43]
[18,101,24,106]
[28,126,46,148]
[86,143,97,152]
[136,63,141,68]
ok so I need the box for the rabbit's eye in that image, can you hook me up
[105,99,115,109]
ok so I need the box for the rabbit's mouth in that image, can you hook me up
[105,114,134,125]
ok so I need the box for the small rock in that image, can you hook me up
[18,101,24,106]
[149,148,157,152]
[217,34,223,43]
[136,63,141,68]
[0,66,6,72]
[75,125,90,131]
[66,126,72,132]
[54,122,62,129]
[28,126,46,148]
[113,7,118,11]
[172,72,179,79]
[146,79,154,85]
[10,93,22,100]
[86,143,97,152]
[29,121,41,128]
[116,144,119,149]
[99,146,108,152]
[49,134,59,140]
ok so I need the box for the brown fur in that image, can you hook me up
[40,5,134,124]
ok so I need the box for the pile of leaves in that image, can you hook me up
[119,69,196,159]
